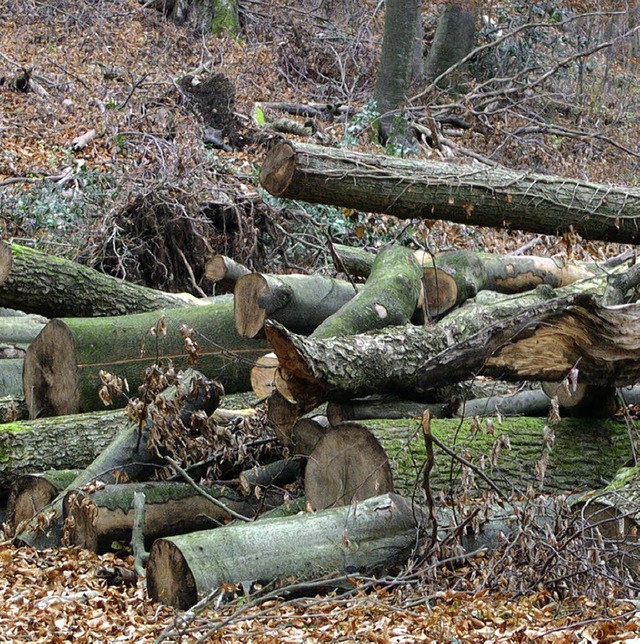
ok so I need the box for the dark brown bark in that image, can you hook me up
[259,142,640,244]
[0,242,200,318]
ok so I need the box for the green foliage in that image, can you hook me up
[341,101,380,148]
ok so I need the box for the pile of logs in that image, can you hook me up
[2,140,640,609]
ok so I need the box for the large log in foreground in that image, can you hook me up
[0,241,201,317]
[147,493,419,609]
[23,295,267,417]
[266,293,640,408]
[260,141,640,244]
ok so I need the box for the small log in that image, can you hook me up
[15,370,219,548]
[0,241,201,317]
[541,382,618,418]
[239,458,302,495]
[0,396,27,423]
[7,470,80,530]
[0,358,24,400]
[23,296,267,418]
[259,141,640,244]
[64,481,279,553]
[327,398,450,424]
[234,273,356,338]
[0,410,122,492]
[457,389,552,418]
[147,492,419,609]
[0,313,48,354]
[305,423,394,511]
[204,255,251,292]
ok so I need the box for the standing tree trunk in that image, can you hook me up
[424,1,478,87]
[373,0,423,146]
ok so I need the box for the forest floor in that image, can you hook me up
[2,0,640,641]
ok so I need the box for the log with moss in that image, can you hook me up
[366,416,632,497]
[0,241,202,318]
[234,273,357,339]
[63,481,282,553]
[260,141,640,244]
[23,295,267,418]
[0,410,122,493]
[14,370,221,549]
[147,492,419,609]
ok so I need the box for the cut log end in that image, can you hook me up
[258,142,296,196]
[7,477,59,530]
[0,241,12,286]
[147,538,198,610]
[305,423,394,511]
[422,267,458,317]
[23,319,79,418]
[63,491,98,551]
[250,353,279,399]
[234,274,270,338]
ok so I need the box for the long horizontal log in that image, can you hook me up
[260,142,640,244]
[23,295,267,417]
[0,242,202,318]
[0,410,121,492]
[147,493,419,609]
[266,287,640,407]
[64,481,282,553]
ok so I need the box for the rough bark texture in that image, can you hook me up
[63,481,276,553]
[0,410,121,492]
[0,358,24,400]
[367,417,632,497]
[23,295,267,418]
[259,142,640,244]
[305,423,394,510]
[266,292,640,407]
[234,273,356,338]
[0,242,201,318]
[0,396,27,423]
[147,493,419,609]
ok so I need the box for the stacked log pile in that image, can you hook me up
[2,141,640,609]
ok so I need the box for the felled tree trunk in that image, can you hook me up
[0,410,122,492]
[367,416,632,497]
[0,312,48,356]
[7,470,80,530]
[14,370,220,548]
[266,293,640,408]
[0,242,203,318]
[204,255,251,292]
[259,142,640,244]
[234,273,356,338]
[147,493,419,609]
[23,295,267,418]
[63,481,279,553]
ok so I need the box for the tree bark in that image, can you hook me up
[266,293,640,408]
[327,398,451,424]
[0,242,201,318]
[367,416,633,497]
[0,312,48,355]
[7,470,80,530]
[23,295,267,418]
[0,396,27,423]
[239,458,302,495]
[147,492,419,609]
[0,358,24,400]
[0,410,121,492]
[234,273,356,339]
[14,370,220,548]
[259,142,640,244]
[204,255,251,292]
[63,481,278,553]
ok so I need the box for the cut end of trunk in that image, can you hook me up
[422,267,458,317]
[292,417,329,456]
[7,477,58,531]
[267,391,300,446]
[250,352,279,399]
[305,423,394,511]
[0,241,12,286]
[23,318,79,418]
[63,490,98,551]
[147,538,198,609]
[234,273,270,338]
[259,142,296,196]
